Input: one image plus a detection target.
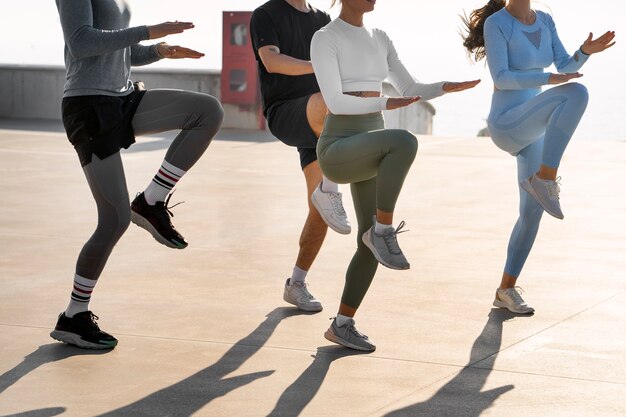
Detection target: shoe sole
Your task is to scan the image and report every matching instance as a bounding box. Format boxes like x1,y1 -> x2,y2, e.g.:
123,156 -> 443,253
492,299 -> 535,314
50,330 -> 117,350
130,211 -> 188,249
310,191 -> 351,235
362,231 -> 410,270
324,329 -> 376,352
520,179 -> 564,220
283,293 -> 323,312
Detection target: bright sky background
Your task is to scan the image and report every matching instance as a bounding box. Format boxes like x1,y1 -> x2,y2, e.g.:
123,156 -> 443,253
2,0 -> 625,138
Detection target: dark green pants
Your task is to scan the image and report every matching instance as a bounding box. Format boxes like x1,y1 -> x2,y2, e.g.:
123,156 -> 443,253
317,113 -> 418,309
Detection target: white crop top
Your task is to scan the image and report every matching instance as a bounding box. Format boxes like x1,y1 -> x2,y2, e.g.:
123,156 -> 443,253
310,18 -> 446,115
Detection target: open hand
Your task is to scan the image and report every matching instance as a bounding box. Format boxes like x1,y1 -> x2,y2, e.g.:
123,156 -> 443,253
581,31 -> 616,55
157,43 -> 204,59
386,96 -> 421,110
442,79 -> 481,93
147,21 -> 195,40
548,72 -> 583,85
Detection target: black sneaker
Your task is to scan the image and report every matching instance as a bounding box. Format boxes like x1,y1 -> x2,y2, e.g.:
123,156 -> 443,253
130,192 -> 188,249
50,311 -> 118,349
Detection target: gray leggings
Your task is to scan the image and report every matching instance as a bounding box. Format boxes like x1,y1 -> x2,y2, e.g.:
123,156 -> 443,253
317,113 -> 418,309
76,89 -> 224,279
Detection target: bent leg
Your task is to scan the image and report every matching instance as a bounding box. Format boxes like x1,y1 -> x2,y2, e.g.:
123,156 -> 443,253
306,92 -> 327,138
320,129 -> 418,213
491,83 -> 588,170
132,89 -> 224,171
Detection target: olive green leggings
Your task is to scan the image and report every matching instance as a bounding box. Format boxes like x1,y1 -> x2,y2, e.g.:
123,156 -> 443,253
317,113 -> 418,309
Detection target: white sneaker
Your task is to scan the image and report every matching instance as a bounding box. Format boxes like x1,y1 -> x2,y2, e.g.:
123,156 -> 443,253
324,317 -> 376,352
493,287 -> 535,314
521,174 -> 564,219
283,279 -> 323,312
362,218 -> 410,270
311,184 -> 351,235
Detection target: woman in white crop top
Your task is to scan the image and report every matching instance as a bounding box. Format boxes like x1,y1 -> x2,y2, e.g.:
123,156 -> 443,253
310,0 -> 480,352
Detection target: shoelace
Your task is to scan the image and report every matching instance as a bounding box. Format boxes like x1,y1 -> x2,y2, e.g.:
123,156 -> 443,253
330,317 -> 367,339
505,286 -> 527,305
295,282 -> 315,300
347,324 -> 368,339
382,221 -> 408,255
545,177 -> 561,201
328,192 -> 347,217
85,311 -> 102,330
157,191 -> 185,218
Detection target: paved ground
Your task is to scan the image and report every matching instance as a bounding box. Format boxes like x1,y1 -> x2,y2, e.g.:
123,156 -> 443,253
1,119 -> 625,417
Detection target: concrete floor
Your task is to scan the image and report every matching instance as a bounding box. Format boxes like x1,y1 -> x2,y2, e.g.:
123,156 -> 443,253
1,119 -> 625,417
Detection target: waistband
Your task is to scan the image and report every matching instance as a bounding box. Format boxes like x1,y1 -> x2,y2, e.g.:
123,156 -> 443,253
321,112 -> 385,138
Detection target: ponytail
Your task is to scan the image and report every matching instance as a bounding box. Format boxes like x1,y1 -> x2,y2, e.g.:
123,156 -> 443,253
462,0 -> 506,62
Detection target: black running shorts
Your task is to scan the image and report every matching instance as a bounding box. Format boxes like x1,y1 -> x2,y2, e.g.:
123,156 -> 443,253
61,85 -> 146,167
267,94 -> 318,169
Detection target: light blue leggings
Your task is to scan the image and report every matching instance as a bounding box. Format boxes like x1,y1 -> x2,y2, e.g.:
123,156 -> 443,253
487,83 -> 589,276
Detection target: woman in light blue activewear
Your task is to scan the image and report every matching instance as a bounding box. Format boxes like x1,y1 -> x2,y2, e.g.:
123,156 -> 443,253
463,0 -> 615,313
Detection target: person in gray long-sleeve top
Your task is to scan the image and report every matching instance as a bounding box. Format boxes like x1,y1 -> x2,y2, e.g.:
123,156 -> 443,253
50,0 -> 224,349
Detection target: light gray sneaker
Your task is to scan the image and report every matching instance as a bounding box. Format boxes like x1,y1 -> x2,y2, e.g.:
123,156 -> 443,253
311,184 -> 351,235
520,174 -> 564,219
324,317 -> 376,352
283,279 -> 323,312
493,287 -> 535,314
362,217 -> 410,270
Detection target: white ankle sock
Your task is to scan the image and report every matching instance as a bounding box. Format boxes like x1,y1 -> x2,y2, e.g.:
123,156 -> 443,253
289,266 -> 308,285
320,175 -> 339,193
65,274 -> 98,318
375,219 -> 393,235
336,314 -> 353,327
144,160 -> 186,205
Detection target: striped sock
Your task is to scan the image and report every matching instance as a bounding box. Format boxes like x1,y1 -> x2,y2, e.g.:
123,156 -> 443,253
65,274 -> 97,318
144,160 -> 186,205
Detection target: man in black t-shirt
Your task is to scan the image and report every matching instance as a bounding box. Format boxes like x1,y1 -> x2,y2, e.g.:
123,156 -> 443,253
250,0 -> 350,312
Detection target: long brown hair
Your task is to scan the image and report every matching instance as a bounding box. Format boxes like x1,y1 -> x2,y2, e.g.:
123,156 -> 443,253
461,0 -> 506,62
330,0 -> 340,7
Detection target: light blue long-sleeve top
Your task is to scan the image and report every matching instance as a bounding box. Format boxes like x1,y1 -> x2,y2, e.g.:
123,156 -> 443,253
484,8 -> 588,91
56,0 -> 162,97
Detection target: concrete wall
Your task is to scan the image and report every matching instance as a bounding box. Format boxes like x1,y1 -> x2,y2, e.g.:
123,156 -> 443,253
0,65 -> 434,133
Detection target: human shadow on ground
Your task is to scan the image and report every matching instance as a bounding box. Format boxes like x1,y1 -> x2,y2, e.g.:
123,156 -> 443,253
0,407 -> 66,417
0,343 -> 111,395
384,308 -> 519,417
266,345 -> 369,417
97,307 -> 305,417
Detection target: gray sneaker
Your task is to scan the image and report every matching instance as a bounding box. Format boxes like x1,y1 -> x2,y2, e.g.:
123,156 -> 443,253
311,184 -> 351,235
362,217 -> 410,270
283,279 -> 323,312
324,317 -> 376,352
493,287 -> 535,314
521,174 -> 564,219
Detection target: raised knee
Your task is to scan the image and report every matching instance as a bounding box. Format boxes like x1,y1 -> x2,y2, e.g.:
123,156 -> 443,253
391,130 -> 418,155
565,82 -> 589,103
201,95 -> 225,126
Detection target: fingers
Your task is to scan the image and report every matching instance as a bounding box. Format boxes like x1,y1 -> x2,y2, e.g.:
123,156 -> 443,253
148,21 -> 196,39
161,45 -> 205,59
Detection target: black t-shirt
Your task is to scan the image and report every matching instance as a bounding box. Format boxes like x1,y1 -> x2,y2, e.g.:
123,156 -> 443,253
250,0 -> 331,116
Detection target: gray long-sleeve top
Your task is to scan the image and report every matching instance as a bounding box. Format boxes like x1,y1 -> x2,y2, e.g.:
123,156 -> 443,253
56,0 -> 162,97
